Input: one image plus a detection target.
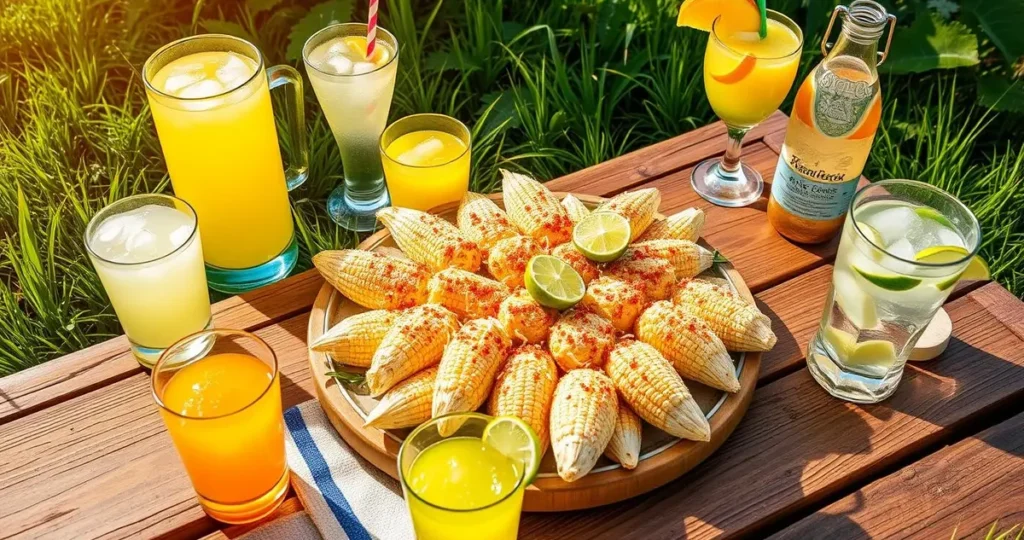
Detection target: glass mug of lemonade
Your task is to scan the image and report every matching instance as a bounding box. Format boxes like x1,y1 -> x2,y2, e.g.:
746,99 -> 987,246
381,114 -> 471,211
143,34 -> 308,293
153,329 -> 289,524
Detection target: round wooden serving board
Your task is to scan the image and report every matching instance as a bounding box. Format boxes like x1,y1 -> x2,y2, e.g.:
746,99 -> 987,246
307,193 -> 761,512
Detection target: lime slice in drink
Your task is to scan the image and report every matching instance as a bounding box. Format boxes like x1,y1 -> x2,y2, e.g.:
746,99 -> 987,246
917,245 -> 992,291
573,212 -> 631,262
914,207 -> 954,228
846,339 -> 897,368
525,255 -> 585,310
482,416 -> 542,485
852,265 -> 922,291
915,245 -> 969,264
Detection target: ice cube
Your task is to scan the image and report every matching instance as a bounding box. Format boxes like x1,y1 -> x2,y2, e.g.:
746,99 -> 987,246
935,226 -> 965,248
886,238 -> 915,261
864,205 -> 920,246
124,229 -> 158,256
833,269 -> 879,329
396,137 -> 445,166
169,223 -> 193,248
163,72 -> 203,94
215,53 -> 253,89
177,79 -> 225,99
351,61 -> 376,75
326,55 -> 354,75
327,38 -> 351,56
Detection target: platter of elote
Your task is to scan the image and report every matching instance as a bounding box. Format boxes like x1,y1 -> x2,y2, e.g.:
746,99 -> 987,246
306,170 -> 777,511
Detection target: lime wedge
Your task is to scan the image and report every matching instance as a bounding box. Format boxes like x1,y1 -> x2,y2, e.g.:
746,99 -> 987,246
915,245 -> 969,264
847,339 -> 897,368
914,207 -> 953,228
573,212 -> 631,262
482,416 -> 542,485
525,255 -> 585,309
936,255 -> 991,291
852,265 -> 922,291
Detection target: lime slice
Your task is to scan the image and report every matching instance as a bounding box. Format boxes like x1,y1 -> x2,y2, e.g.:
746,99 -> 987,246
914,207 -> 954,228
482,416 -> 542,485
935,256 -> 991,291
915,245 -> 969,264
846,339 -> 897,368
852,265 -> 922,291
524,255 -> 585,309
573,212 -> 631,262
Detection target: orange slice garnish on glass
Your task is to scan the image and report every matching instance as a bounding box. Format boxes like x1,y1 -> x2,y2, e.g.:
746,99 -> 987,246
677,0 -> 760,33
709,54 -> 757,84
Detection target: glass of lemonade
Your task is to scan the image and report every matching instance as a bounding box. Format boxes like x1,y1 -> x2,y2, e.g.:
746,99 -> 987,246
807,179 -> 982,403
85,194 -> 211,368
153,329 -> 288,524
303,23 -> 399,231
144,34 -> 307,294
381,113 -> 471,211
692,10 -> 803,207
399,413 -> 526,540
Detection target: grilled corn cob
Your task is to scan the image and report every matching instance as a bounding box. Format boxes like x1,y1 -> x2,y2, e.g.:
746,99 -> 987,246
635,301 -> 739,392
457,192 -> 518,251
366,304 -> 459,396
581,277 -> 646,333
550,369 -> 618,482
433,318 -> 511,435
309,309 -> 400,368
548,309 -> 617,371
500,169 -> 573,246
550,243 -> 600,285
377,207 -> 482,272
604,404 -> 642,469
605,339 -> 710,441
427,268 -> 510,319
486,235 -> 546,288
489,345 -> 559,452
624,239 -> 715,279
498,289 -> 557,344
673,279 -> 776,352
364,366 -> 436,429
594,188 -> 661,241
637,207 -> 706,243
561,194 -> 591,224
604,256 -> 676,301
313,250 -> 430,310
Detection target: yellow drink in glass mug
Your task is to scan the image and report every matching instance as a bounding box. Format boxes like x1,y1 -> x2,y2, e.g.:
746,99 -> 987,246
144,35 -> 308,293
381,114 -> 471,212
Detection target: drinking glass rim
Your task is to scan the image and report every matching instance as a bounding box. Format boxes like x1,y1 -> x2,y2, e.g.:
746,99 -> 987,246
302,23 -> 400,79
84,193 -> 199,267
151,329 -> 280,421
379,113 -> 472,169
850,179 -> 983,268
142,34 -> 266,102
710,9 -> 804,61
397,411 -> 527,513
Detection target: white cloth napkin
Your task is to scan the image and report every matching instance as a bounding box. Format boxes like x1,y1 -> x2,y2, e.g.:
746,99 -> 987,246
243,400 -> 415,540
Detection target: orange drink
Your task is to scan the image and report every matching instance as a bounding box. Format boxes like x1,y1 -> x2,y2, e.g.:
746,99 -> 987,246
152,330 -> 288,524
381,114 -> 471,211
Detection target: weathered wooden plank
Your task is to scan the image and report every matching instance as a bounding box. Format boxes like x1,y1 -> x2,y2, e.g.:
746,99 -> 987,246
518,283 -> 1024,539
771,412 -> 1024,540
0,270 -> 323,425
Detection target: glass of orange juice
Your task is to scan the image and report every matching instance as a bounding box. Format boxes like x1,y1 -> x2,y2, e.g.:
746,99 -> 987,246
380,113 -> 471,211
152,329 -> 289,524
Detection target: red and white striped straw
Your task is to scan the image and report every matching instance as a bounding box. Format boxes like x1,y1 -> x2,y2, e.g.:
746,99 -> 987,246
365,0 -> 378,58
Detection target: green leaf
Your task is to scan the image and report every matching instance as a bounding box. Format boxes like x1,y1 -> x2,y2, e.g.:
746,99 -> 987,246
286,0 -> 356,61
476,90 -> 520,134
881,12 -> 979,74
977,74 -> 1024,113
247,0 -> 284,16
962,0 -> 1024,65
200,20 -> 257,44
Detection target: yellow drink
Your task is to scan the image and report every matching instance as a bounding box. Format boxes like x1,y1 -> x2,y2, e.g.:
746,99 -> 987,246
405,437 -> 524,540
381,114 -> 471,211
704,18 -> 801,128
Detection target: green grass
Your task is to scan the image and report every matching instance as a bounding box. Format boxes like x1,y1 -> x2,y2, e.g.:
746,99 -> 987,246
1,0 -> 1022,375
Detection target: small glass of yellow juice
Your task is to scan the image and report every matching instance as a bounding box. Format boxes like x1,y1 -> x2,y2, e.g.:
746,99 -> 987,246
380,113 -> 471,212
398,413 -> 525,540
152,329 -> 289,524
85,194 -> 211,367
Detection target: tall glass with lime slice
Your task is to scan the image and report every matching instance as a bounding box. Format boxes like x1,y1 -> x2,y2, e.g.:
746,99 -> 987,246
807,179 -> 986,403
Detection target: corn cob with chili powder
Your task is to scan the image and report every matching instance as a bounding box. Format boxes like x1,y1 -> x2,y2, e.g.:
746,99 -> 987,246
604,256 -> 677,301
580,276 -> 646,333
366,304 -> 459,396
550,368 -> 618,482
623,239 -> 715,279
486,235 -> 546,288
673,279 -> 776,352
313,250 -> 430,310
498,289 -> 557,344
604,403 -> 642,469
364,366 -> 436,429
635,301 -> 739,392
309,309 -> 399,368
594,188 -> 661,241
427,267 -> 510,320
550,242 -> 600,285
548,309 -> 617,371
457,192 -> 517,251
489,345 -> 559,453
561,194 -> 591,224
637,207 -> 706,243
377,206 -> 482,272
433,318 -> 511,435
605,339 -> 710,442
500,169 -> 573,247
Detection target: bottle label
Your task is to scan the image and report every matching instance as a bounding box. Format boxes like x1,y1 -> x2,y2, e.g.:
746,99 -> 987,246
771,153 -> 860,220
813,67 -> 875,137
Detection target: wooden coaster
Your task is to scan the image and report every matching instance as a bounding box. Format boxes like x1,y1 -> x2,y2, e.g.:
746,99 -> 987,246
909,307 -> 952,361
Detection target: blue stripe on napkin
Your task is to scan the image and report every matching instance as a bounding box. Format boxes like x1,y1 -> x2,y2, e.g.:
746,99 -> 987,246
284,407 -> 373,540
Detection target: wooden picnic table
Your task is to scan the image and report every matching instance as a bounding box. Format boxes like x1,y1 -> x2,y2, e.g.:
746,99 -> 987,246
1,112 -> 1022,540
